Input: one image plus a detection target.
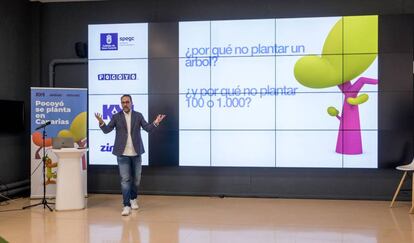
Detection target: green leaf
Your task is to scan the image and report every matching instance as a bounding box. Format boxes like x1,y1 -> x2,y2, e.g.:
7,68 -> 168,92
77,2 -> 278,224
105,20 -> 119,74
347,94 -> 369,105
295,16 -> 378,89
327,106 -> 339,116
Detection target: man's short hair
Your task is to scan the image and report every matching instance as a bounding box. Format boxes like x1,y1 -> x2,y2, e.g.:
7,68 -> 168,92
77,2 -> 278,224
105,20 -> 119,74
121,94 -> 132,102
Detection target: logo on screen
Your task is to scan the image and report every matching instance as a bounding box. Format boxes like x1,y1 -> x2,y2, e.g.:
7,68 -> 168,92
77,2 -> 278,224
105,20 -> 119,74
102,104 -> 135,119
100,33 -> 118,51
97,73 -> 137,81
102,104 -> 122,119
100,143 -> 114,152
120,36 -> 134,42
119,35 -> 135,47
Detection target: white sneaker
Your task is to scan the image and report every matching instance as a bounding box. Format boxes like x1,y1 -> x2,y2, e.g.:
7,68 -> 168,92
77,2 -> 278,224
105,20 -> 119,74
121,206 -> 131,216
130,199 -> 139,210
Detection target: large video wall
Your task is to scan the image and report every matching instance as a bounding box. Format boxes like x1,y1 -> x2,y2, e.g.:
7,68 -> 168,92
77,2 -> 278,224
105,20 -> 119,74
89,15 -> 378,168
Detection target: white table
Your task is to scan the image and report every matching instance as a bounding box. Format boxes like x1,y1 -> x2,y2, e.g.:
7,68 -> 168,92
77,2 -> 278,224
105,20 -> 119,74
52,148 -> 87,211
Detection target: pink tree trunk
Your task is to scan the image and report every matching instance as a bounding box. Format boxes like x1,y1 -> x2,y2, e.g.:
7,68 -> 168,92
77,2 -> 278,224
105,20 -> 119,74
335,77 -> 378,155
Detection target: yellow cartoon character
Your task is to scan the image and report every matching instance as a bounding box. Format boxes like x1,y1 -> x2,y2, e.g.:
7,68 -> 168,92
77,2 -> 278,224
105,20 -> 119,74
57,112 -> 88,170
44,155 -> 58,185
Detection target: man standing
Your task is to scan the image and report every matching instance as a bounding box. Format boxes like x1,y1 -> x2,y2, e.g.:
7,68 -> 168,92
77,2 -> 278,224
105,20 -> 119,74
95,94 -> 166,216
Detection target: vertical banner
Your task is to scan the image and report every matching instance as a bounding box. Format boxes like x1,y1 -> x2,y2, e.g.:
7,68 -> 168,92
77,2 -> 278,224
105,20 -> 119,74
30,87 -> 87,198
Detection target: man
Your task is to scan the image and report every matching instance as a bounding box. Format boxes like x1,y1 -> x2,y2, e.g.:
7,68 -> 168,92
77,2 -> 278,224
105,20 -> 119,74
94,94 -> 166,216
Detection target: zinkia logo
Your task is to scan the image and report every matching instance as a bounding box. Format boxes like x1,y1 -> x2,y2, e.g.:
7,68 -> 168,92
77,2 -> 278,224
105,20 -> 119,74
100,143 -> 114,152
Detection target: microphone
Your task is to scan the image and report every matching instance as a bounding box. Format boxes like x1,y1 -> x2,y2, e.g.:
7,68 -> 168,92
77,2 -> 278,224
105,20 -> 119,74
35,121 -> 51,130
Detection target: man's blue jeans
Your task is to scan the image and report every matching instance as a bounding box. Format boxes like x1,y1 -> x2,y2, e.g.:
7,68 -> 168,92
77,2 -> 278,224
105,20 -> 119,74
116,155 -> 142,207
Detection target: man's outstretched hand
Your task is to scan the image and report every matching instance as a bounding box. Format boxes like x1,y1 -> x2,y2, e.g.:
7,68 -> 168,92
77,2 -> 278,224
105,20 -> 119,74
94,113 -> 104,125
154,114 -> 166,126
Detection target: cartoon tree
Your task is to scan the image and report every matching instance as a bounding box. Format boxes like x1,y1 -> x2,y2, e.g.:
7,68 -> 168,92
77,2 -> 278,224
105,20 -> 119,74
294,16 -> 378,155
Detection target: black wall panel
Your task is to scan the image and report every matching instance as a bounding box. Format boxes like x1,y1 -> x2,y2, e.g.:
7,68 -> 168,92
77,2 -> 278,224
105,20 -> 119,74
0,0 -> 31,185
